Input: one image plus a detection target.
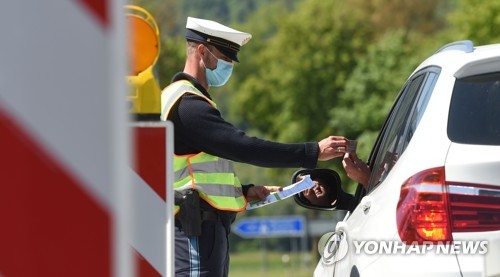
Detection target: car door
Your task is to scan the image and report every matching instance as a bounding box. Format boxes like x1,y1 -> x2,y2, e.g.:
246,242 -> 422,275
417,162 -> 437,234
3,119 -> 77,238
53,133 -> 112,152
315,68 -> 440,277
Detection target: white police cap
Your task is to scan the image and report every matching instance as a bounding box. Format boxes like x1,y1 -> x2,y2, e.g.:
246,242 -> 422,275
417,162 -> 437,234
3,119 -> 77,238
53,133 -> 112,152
185,17 -> 252,62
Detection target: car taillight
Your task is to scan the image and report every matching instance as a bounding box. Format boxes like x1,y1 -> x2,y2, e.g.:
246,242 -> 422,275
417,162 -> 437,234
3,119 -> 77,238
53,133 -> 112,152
396,167 -> 452,244
396,166 -> 500,244
448,182 -> 500,232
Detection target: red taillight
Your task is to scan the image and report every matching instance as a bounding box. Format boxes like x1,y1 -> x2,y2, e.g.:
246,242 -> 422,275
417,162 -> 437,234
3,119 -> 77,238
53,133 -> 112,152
396,167 -> 452,244
448,183 -> 500,232
397,166 -> 500,245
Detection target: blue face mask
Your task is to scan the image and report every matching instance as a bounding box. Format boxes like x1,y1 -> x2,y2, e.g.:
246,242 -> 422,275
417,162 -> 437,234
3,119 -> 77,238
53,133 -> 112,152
203,48 -> 234,87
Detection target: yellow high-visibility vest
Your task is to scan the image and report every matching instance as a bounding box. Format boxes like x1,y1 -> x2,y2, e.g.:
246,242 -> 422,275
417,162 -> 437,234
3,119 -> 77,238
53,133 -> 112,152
161,80 -> 247,214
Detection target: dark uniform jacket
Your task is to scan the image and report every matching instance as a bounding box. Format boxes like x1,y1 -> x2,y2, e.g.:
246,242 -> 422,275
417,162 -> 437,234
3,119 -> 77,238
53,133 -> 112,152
167,72 -> 319,219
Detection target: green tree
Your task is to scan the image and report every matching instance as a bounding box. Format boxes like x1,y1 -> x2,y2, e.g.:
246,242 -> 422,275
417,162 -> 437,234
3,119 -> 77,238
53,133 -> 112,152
232,0 -> 371,143
230,0 -> 449,191
349,0 -> 446,36
156,37 -> 185,89
447,0 -> 500,45
131,0 -> 182,37
328,30 -> 423,189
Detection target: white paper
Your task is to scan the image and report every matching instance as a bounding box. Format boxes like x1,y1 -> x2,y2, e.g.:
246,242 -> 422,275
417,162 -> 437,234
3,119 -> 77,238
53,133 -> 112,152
246,175 -> 315,210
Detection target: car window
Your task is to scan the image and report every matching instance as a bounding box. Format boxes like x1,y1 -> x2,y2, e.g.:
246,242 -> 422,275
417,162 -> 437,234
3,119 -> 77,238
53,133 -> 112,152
366,68 -> 439,192
400,70 -> 440,151
448,72 -> 500,145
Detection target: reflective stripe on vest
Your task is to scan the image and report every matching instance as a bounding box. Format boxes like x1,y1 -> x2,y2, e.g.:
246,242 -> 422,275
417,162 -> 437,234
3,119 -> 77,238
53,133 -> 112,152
161,80 -> 247,213
161,80 -> 216,121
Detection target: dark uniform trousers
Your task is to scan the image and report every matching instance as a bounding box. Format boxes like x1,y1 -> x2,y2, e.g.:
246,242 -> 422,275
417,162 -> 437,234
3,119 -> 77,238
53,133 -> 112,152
175,210 -> 236,277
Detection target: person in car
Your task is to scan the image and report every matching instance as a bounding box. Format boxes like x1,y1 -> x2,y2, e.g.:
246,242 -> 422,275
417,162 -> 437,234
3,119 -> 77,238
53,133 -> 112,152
342,153 -> 371,188
304,177 -> 336,207
343,151 -> 398,189
297,175 -> 337,207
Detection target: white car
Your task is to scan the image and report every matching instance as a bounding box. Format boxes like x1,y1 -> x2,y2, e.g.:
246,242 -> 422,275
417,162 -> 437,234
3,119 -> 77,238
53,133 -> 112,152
294,40 -> 500,277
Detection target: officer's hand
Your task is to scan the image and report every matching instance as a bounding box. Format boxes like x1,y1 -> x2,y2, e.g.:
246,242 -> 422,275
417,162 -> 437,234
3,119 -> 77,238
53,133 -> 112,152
246,186 -> 282,202
318,136 -> 349,161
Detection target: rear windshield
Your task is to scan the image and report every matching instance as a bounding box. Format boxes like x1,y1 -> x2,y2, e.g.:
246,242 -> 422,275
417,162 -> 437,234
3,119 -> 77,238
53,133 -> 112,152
448,72 -> 500,145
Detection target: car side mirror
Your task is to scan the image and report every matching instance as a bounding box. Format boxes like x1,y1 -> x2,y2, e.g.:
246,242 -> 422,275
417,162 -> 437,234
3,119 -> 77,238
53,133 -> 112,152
292,168 -> 354,211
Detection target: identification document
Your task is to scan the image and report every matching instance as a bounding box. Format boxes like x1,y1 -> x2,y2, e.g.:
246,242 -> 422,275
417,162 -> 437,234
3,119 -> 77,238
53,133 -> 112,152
246,175 -> 315,210
347,140 -> 357,153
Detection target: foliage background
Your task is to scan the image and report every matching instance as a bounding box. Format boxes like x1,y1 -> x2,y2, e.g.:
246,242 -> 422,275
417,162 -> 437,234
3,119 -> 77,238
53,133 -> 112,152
129,0 -> 500,255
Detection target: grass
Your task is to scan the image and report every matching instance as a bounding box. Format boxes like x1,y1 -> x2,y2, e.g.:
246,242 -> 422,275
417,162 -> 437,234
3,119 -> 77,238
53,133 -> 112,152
229,251 -> 315,277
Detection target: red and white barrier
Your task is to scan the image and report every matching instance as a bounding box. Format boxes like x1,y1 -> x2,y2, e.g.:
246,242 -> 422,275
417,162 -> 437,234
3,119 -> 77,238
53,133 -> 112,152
130,122 -> 174,277
0,1 -> 173,276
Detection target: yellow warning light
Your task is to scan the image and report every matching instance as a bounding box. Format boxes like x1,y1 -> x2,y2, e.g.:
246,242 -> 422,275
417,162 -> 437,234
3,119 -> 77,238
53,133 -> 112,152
125,5 -> 161,117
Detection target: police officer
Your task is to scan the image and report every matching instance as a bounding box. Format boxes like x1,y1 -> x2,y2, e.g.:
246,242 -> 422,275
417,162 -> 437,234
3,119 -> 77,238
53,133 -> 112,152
161,17 -> 350,277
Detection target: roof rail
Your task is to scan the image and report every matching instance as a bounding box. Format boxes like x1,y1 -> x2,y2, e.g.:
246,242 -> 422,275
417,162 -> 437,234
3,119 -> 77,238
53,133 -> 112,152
434,40 -> 474,54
